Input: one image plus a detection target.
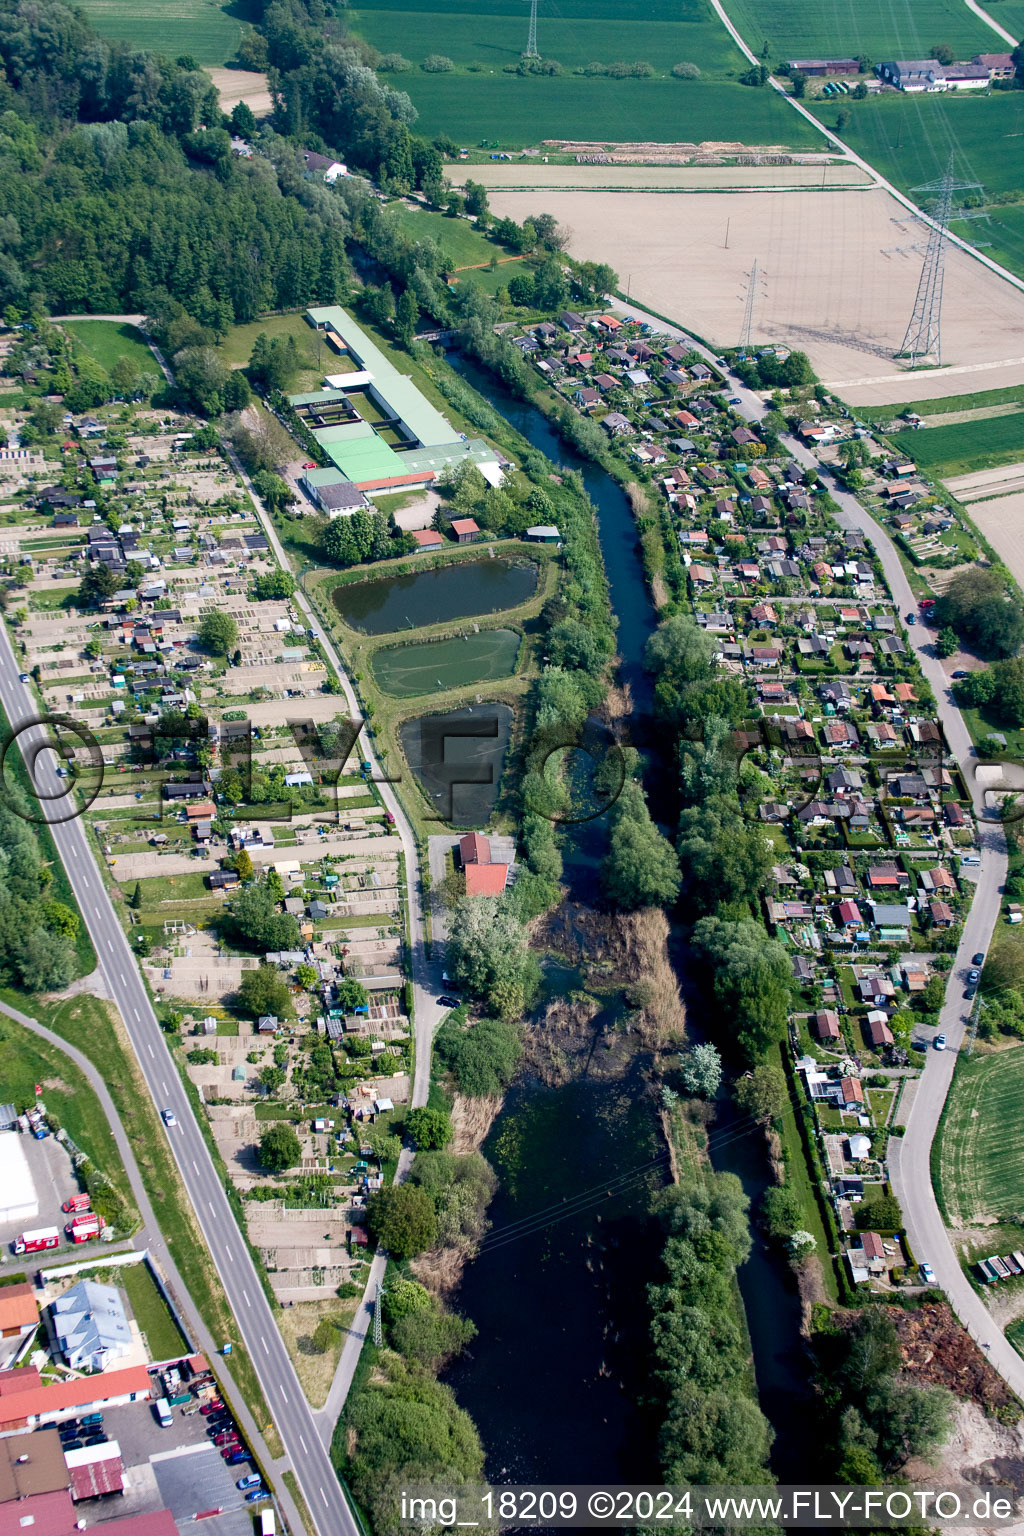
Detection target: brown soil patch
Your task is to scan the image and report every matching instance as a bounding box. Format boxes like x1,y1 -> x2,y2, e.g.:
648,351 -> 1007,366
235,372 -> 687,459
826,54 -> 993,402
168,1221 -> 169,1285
541,139 -> 809,162
449,1092 -> 503,1155
206,67 -> 272,117
888,1302 -> 1019,1418
905,1398 -> 1024,1497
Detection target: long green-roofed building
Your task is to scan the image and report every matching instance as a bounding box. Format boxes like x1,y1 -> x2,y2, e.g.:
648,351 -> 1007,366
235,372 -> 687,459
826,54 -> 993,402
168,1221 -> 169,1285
292,307 -> 507,506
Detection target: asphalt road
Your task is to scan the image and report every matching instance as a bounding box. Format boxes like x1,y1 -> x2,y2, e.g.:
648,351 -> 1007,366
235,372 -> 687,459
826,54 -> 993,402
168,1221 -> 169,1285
0,620 -> 356,1536
609,292 -> 1024,1393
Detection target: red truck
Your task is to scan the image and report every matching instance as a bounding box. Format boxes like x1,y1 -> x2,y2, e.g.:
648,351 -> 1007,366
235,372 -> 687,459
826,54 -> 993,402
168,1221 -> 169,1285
61,1194 -> 91,1215
13,1227 -> 60,1255
66,1214 -> 100,1243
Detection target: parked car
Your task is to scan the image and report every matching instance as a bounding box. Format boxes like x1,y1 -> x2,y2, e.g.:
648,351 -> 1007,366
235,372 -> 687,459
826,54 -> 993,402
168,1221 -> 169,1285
437,995 -> 459,1008
214,1431 -> 238,1446
246,1489 -> 268,1504
61,1440 -> 83,1451
964,986 -> 977,1001
906,611 -> 916,624
920,1262 -> 936,1284
84,1434 -> 108,1446
951,669 -> 968,679
968,969 -> 980,983
934,1034 -> 946,1051
225,1450 -> 247,1464
200,1400 -> 223,1416
238,1474 -> 262,1491
972,952 -> 985,966
729,395 -> 742,405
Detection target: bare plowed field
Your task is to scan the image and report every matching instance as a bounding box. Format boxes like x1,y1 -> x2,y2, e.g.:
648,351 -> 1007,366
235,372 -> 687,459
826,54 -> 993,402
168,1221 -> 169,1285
483,185 -> 1024,401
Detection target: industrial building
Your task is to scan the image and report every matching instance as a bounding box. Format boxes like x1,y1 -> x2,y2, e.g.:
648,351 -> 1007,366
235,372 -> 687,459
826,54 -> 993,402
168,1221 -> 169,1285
0,1132 -> 39,1225
293,307 -> 507,504
52,1279 -> 133,1372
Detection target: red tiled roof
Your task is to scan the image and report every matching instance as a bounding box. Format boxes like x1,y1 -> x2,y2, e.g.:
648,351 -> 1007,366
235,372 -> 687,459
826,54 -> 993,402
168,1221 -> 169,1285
0,1366 -> 41,1395
861,1231 -> 884,1260
459,832 -> 490,866
0,1489 -> 78,1536
0,1285 -> 38,1333
465,863 -> 509,898
410,529 -> 442,548
0,1366 -> 151,1428
450,518 -> 479,535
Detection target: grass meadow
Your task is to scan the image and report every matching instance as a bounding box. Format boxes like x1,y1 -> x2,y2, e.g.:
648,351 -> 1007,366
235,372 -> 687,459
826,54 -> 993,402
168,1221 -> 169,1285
77,0 -> 247,63
888,413 -> 1024,477
65,320 -> 157,377
863,384 -> 1024,421
936,1043 -> 1024,1228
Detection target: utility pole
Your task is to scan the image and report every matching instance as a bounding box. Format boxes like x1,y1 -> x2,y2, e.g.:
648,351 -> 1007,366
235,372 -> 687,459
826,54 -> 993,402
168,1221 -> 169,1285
524,0 -> 539,58
724,217 -> 731,249
898,154 -> 983,368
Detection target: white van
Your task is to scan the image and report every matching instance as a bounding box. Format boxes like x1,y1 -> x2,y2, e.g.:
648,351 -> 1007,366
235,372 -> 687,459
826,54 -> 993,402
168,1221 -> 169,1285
154,1398 -> 173,1428
260,1512 -> 276,1536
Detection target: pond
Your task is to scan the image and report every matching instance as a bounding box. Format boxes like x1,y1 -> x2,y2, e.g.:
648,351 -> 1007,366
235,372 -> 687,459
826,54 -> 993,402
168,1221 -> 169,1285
331,556 -> 538,635
399,702 -> 513,826
372,628 -> 520,698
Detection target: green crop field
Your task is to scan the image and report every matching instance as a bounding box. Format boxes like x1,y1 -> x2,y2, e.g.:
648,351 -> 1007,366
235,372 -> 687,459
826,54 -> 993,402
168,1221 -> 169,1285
863,383 -> 1024,422
65,320 -> 157,378
936,1044 -> 1024,1227
354,0 -> 741,74
384,71 -> 821,147
888,413 -> 1024,477
372,628 -> 521,695
719,0 -> 994,64
76,0 -> 245,64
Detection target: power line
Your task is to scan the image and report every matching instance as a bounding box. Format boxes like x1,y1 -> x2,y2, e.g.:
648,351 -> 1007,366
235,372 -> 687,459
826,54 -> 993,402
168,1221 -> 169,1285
898,153 -> 984,367
739,258 -> 766,351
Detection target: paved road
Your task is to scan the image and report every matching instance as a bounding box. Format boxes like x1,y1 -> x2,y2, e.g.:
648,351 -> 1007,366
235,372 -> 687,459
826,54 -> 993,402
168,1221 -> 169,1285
607,292 -> 1024,1393
0,998 -> 304,1534
0,623 -> 357,1536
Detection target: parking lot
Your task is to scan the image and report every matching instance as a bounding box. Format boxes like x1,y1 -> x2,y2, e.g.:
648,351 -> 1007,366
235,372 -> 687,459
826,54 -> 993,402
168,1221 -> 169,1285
82,1391 -> 266,1535
0,1130 -> 81,1260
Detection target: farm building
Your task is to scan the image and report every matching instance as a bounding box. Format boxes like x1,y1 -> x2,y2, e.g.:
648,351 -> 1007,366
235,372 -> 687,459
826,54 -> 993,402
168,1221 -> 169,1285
786,58 -> 859,75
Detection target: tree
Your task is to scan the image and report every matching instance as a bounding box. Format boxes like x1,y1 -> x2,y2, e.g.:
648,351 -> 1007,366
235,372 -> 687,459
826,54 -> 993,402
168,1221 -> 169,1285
671,61 -> 700,77
463,179 -> 488,217
230,101 -> 256,137
405,1106 -> 453,1150
759,1183 -> 802,1239
677,800 -> 774,911
423,53 -> 453,71
603,781 -> 681,910
295,962 -> 319,990
366,1184 -> 438,1257
929,41 -> 955,64
258,1064 -> 285,1094
936,627 -> 959,658
868,1377 -> 954,1470
258,1121 -> 301,1171
173,345 -> 230,415
15,927 -> 75,991
248,331 -> 301,392
855,1192 -> 902,1231
337,977 -> 369,1011
238,962 -> 292,1018
311,1317 -> 339,1353
391,1296 -> 476,1370
129,882 -> 143,910
789,69 -> 807,96
394,287 -> 418,349
198,610 -> 238,655
229,884 -> 300,953
381,1275 -> 432,1324
677,1042 -> 722,1098
934,566 -> 1024,659
433,1015 -> 522,1096
77,563 -> 118,609
446,898 -> 540,1019
251,469 -> 293,515
734,1062 -> 788,1125
232,849 -> 254,881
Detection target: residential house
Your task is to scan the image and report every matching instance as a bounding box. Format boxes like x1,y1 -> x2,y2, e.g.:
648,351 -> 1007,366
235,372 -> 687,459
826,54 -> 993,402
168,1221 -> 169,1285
839,1077 -> 865,1111
52,1281 -> 132,1372
602,412 -> 633,436
867,1013 -> 894,1047
871,903 -> 911,935
974,52 -> 1015,78
929,900 -> 955,927
450,518 -> 480,543
814,1009 -> 842,1042
837,899 -> 863,928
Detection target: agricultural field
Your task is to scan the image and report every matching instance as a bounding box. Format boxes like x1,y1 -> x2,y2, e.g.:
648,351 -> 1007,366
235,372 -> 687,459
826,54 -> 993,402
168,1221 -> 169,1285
936,1044 -> 1024,1228
353,0 -> 742,75
64,320 -> 157,378
720,0 -> 995,65
369,70 -> 821,148
840,93 -> 1024,280
76,0 -> 246,64
888,413 -> 1024,477
484,182 -> 1024,397
862,383 -> 1024,423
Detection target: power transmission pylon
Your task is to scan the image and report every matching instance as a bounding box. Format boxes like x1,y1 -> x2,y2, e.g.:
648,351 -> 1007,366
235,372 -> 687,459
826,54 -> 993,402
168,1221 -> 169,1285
524,0 -> 539,58
373,1281 -> 384,1348
739,259 -> 765,351
897,154 -> 984,368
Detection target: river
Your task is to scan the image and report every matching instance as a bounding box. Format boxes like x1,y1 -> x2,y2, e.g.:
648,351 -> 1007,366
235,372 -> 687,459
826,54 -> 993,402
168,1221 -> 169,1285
443,355 -> 810,1484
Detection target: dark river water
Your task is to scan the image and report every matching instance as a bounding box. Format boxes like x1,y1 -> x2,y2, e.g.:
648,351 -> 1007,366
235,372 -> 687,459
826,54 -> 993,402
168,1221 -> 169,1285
441,355 -> 809,1485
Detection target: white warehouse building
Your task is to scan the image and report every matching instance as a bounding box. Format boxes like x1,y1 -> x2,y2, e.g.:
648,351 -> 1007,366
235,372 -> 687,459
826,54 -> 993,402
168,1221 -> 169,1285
0,1131 -> 39,1225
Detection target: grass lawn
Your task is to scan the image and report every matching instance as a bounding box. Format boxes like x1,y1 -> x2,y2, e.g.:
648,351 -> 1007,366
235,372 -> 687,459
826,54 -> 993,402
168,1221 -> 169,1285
0,1008 -> 138,1223
119,1260 -> 187,1361
936,1043 -> 1024,1227
957,703 -> 1024,755
385,203 -> 516,270
863,383 -> 1024,423
216,311 -> 327,393
130,872 -> 219,904
719,0 -> 993,64
385,71 -> 822,148
1008,1314 -> 1024,1361
75,0 -> 246,64
778,1098 -> 838,1300
64,320 -> 156,378
888,415 -> 1024,479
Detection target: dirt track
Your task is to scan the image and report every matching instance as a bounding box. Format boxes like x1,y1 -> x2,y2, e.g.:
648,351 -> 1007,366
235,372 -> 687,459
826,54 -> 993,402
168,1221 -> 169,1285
449,162 -> 870,191
483,184 -> 1024,404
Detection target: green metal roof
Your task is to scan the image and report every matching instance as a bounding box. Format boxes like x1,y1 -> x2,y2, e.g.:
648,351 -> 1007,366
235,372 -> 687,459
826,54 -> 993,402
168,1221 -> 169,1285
289,388 -> 350,408
302,306 -> 461,449
323,434 -> 406,482
315,419 -> 376,445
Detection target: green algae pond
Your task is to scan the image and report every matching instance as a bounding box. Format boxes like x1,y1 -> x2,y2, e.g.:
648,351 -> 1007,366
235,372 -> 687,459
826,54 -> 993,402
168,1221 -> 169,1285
372,628 -> 521,697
